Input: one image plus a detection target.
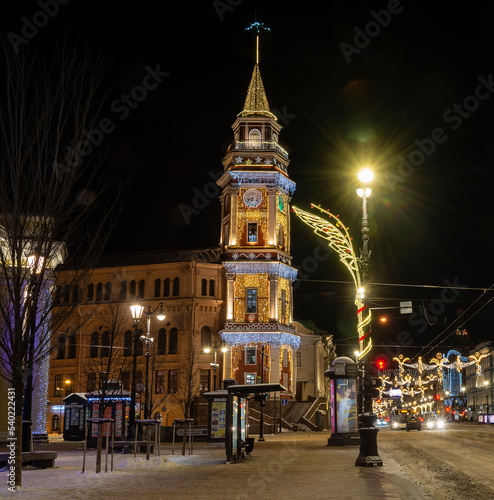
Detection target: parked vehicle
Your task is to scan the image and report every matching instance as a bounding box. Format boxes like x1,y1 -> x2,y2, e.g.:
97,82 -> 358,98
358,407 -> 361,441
406,415 -> 422,431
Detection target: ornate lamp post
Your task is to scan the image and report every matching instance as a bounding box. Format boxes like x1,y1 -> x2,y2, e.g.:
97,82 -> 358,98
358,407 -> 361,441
128,303 -> 144,439
203,340 -> 227,391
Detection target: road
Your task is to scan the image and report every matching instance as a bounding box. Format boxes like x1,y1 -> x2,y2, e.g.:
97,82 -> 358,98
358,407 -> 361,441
379,422 -> 494,500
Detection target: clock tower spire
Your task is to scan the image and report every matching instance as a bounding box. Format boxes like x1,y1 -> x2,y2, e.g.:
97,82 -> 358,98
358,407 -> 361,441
217,23 -> 299,394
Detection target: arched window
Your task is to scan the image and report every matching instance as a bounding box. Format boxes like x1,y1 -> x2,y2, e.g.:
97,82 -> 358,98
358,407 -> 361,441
163,278 -> 170,297
90,332 -> 98,358
67,334 -> 77,359
157,328 -> 166,355
249,128 -> 261,147
96,282 -> 103,301
172,277 -> 180,296
129,280 -> 136,299
123,330 -> 133,356
169,328 -> 178,354
57,335 -> 66,359
135,330 -> 143,356
87,283 -> 94,302
154,279 -> 161,298
209,279 -> 215,297
273,132 -> 278,143
72,285 -> 79,303
101,331 -> 110,357
201,326 -> 211,348
138,280 -> 145,298
104,282 -> 112,301
120,281 -> 127,300
201,279 -> 207,296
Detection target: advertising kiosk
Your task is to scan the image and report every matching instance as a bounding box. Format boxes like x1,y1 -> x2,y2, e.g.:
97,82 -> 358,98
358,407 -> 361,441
325,356 -> 359,446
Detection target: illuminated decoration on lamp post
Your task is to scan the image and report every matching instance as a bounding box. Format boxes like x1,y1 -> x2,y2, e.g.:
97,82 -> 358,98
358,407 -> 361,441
204,341 -> 228,391
292,203 -> 372,359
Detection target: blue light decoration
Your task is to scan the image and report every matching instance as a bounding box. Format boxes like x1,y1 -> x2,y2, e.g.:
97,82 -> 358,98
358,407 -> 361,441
223,261 -> 298,282
221,332 -> 301,350
228,171 -> 296,195
442,350 -> 468,396
32,285 -> 52,434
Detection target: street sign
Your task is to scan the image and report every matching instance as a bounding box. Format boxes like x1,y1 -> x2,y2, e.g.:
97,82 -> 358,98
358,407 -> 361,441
281,398 -> 288,406
400,301 -> 413,314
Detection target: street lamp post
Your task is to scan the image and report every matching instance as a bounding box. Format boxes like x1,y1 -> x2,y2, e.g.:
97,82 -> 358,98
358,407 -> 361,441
128,304 -> 144,440
140,303 -> 165,419
58,378 -> 71,435
204,340 -> 227,391
484,381 -> 489,416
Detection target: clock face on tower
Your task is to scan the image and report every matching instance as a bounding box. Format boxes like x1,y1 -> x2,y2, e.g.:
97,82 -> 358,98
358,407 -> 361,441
243,189 -> 262,207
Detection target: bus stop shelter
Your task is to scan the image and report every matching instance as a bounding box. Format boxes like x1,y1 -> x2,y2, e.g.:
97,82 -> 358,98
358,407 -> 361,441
226,383 -> 286,463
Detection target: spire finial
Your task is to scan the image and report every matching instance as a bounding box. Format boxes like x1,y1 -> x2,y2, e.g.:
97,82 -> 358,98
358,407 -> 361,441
245,20 -> 271,65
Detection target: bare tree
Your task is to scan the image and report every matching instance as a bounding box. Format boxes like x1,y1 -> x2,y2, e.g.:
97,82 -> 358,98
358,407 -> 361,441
169,333 -> 202,420
0,40 -> 121,487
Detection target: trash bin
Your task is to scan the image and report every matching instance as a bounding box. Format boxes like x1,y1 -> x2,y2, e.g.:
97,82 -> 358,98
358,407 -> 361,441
315,410 -> 326,430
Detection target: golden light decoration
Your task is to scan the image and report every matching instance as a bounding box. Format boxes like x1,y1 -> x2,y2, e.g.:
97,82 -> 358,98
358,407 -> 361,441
468,351 -> 488,376
234,274 -> 270,322
237,187 -> 268,244
430,353 -> 448,384
292,204 -> 372,358
393,354 -> 411,380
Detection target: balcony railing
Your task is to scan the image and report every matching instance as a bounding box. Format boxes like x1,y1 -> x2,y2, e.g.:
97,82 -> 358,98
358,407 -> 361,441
231,140 -> 289,159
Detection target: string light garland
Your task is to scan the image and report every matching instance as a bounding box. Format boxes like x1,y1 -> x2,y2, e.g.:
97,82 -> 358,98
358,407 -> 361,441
292,204 -> 372,358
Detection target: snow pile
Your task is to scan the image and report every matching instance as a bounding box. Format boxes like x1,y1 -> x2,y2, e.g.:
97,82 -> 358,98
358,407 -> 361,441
117,456 -> 174,469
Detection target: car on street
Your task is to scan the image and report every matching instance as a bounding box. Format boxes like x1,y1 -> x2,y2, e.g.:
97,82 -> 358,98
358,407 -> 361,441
406,415 -> 422,431
425,417 -> 446,430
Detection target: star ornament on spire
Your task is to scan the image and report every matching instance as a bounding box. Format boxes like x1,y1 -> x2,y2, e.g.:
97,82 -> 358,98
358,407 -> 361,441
245,21 -> 271,37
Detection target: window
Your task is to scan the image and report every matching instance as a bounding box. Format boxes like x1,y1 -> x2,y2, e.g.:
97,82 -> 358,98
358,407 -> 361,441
121,371 -> 130,391
124,330 -> 132,356
120,281 -> 127,300
224,223 -> 229,247
65,375 -> 74,395
87,283 -> 94,302
54,374 -> 63,397
201,279 -> 207,296
168,370 -> 178,394
52,415 -> 60,432
87,373 -> 97,392
283,349 -> 288,367
200,370 -> 210,394
296,351 -> 302,368
172,277 -> 180,296
67,335 -> 76,359
72,285 -> 79,303
247,222 -> 258,243
138,279 -> 145,298
209,279 -> 215,297
135,330 -> 143,356
281,289 -> 286,322
154,279 -> 161,298
249,128 -> 261,147
246,288 -> 257,314
63,286 -> 70,303
90,332 -> 98,358
57,335 -> 65,359
129,280 -> 136,299
156,370 -> 165,394
101,331 -> 110,357
201,326 -> 211,348
245,373 -> 256,385
104,282 -> 112,301
163,278 -> 170,297
54,286 -> 62,304
157,328 -> 166,355
278,224 -> 284,247
245,347 -> 256,365
169,328 -> 178,354
96,282 -> 103,301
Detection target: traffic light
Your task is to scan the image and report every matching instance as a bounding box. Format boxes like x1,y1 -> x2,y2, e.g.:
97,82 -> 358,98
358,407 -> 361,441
376,358 -> 386,371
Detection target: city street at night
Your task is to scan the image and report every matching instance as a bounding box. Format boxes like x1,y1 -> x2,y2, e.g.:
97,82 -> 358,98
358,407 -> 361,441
2,424 -> 494,499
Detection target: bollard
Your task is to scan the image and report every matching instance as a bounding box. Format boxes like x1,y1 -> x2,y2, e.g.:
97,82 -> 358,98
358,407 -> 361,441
355,413 -> 383,466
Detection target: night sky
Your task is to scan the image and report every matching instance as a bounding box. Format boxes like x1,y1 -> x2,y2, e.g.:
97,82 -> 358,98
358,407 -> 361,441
3,1 -> 494,359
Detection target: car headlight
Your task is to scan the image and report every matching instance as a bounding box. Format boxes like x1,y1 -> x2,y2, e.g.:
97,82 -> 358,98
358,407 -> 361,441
426,421 -> 434,429
392,422 -> 399,428
436,420 -> 445,429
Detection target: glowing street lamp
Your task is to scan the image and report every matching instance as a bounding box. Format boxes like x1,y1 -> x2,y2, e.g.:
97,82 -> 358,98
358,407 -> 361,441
204,341 -> 228,391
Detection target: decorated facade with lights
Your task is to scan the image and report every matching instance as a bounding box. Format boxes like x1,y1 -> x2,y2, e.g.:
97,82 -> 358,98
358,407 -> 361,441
216,51 -> 299,393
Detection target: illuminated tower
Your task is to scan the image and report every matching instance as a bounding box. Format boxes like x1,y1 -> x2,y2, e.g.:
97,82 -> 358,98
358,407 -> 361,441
217,24 -> 299,393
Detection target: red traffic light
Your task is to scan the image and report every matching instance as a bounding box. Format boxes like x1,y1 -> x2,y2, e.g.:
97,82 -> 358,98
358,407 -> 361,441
376,358 -> 386,370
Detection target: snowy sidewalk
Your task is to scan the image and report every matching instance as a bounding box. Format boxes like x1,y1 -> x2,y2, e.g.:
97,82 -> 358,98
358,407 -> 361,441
1,431 -> 427,500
